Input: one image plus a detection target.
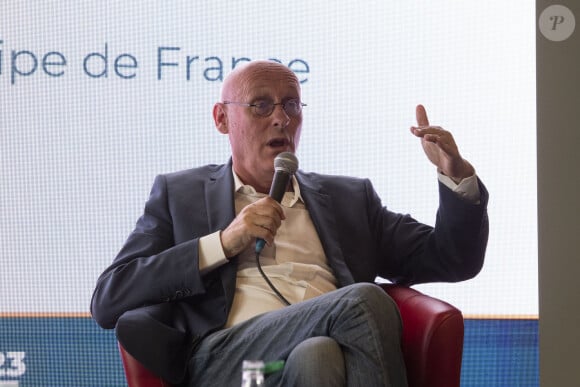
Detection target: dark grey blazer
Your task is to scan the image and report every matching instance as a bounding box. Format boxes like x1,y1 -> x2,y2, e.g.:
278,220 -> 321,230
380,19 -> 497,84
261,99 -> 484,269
91,159 -> 489,383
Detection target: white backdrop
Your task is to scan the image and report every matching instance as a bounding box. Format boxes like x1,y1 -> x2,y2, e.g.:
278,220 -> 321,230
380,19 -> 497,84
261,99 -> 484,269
0,1 -> 537,316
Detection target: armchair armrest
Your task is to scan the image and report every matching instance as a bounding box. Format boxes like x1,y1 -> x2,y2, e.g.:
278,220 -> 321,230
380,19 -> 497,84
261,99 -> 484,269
379,283 -> 464,387
119,341 -> 173,387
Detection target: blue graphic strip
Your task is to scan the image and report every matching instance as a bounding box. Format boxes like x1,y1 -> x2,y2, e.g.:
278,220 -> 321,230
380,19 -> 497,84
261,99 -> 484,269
0,317 -> 538,386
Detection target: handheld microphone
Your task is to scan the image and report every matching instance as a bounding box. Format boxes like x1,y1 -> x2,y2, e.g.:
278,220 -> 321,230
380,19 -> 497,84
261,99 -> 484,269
255,152 -> 299,253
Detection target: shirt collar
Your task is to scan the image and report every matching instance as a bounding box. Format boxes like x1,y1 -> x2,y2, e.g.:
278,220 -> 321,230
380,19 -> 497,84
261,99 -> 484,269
232,169 -> 303,207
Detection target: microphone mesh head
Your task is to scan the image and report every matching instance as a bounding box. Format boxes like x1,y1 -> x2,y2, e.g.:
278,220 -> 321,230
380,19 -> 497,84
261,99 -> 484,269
274,152 -> 299,174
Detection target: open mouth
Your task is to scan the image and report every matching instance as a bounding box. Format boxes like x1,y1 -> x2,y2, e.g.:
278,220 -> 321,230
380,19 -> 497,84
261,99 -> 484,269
267,138 -> 289,148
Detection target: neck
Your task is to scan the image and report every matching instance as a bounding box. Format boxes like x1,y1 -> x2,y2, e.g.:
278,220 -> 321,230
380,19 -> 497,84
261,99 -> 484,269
233,169 -> 271,194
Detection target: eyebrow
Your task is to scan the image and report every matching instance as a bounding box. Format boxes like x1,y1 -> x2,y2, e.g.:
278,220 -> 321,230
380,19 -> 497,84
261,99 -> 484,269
248,95 -> 301,103
248,95 -> 272,102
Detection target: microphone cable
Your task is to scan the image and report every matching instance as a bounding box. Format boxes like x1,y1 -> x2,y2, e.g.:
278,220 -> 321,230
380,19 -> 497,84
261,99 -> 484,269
255,250 -> 291,306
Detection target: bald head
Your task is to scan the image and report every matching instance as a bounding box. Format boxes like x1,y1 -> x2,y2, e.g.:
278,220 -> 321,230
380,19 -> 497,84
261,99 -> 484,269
220,60 -> 301,102
212,59 -> 304,194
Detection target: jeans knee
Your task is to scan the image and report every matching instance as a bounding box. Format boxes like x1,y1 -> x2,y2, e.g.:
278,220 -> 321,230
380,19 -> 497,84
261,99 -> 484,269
284,337 -> 345,386
345,283 -> 401,328
349,283 -> 396,308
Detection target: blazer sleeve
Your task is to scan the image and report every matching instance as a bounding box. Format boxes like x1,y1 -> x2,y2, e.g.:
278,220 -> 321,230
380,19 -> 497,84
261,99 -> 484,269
90,174 -> 207,329
375,178 -> 489,285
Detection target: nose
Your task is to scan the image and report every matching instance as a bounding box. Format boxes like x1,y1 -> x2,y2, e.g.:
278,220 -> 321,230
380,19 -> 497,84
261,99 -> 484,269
272,104 -> 291,129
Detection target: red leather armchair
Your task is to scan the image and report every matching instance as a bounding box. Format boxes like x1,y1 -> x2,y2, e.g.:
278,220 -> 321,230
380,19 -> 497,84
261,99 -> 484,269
118,284 -> 464,387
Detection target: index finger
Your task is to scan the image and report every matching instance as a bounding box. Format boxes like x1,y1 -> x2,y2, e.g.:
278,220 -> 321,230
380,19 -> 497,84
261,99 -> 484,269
416,104 -> 430,127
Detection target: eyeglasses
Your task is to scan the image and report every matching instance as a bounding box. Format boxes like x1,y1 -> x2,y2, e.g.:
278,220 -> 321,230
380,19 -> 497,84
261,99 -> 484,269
222,99 -> 306,117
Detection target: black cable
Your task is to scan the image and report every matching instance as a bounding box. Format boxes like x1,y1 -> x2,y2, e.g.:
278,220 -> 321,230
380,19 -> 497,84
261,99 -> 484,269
255,251 -> 291,306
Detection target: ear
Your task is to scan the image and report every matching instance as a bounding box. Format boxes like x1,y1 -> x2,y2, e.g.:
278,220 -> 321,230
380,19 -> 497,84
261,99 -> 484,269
213,103 -> 228,134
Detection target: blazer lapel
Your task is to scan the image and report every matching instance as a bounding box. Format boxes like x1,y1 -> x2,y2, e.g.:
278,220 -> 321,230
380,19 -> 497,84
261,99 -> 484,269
205,161 -> 236,232
204,160 -> 238,304
297,171 -> 355,287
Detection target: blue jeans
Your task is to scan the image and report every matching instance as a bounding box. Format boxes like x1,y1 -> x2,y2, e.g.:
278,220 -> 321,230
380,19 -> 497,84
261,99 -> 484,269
187,283 -> 408,387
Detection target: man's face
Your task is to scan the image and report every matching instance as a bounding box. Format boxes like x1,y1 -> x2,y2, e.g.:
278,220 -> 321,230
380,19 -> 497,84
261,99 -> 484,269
215,62 -> 303,192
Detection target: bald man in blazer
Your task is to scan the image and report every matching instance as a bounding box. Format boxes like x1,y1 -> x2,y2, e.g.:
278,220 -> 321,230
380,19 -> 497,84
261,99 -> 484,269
91,60 -> 488,386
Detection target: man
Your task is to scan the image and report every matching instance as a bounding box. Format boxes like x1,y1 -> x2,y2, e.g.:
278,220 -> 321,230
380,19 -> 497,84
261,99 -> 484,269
91,60 -> 488,386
